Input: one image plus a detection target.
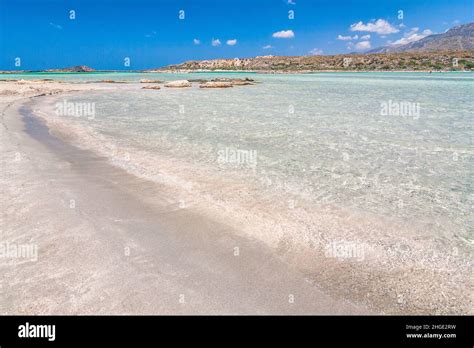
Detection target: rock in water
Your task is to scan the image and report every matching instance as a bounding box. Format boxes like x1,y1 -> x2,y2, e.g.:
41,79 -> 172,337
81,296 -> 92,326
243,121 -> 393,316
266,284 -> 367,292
210,77 -> 253,85
164,80 -> 191,88
200,81 -> 234,88
140,79 -> 163,83
229,79 -> 253,86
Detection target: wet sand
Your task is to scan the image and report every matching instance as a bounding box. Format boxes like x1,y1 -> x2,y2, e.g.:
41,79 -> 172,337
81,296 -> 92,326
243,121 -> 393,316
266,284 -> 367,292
0,85 -> 365,314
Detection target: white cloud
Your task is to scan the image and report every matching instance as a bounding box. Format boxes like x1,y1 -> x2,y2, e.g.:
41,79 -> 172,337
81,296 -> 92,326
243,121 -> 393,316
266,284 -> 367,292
211,38 -> 221,46
193,38 -> 201,45
262,45 -> 273,49
309,48 -> 323,55
49,22 -> 62,30
288,0 -> 296,4
390,28 -> 433,46
360,34 -> 371,40
226,39 -> 237,46
406,27 -> 419,36
337,34 -> 358,41
272,30 -> 295,39
350,19 -> 399,35
355,41 -> 371,51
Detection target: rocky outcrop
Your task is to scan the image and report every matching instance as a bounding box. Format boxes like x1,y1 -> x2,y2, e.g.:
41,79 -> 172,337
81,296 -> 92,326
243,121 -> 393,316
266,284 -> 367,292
200,81 -> 233,88
211,77 -> 254,85
139,79 -> 163,83
97,80 -> 129,83
142,85 -> 161,90
164,80 -> 191,88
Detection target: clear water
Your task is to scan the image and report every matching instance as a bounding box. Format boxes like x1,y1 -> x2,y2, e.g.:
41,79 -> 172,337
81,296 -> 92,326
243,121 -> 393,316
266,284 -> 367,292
37,72 -> 474,243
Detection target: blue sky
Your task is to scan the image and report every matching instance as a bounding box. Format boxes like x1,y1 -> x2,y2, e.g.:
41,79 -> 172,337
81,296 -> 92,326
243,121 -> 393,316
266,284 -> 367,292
0,0 -> 472,70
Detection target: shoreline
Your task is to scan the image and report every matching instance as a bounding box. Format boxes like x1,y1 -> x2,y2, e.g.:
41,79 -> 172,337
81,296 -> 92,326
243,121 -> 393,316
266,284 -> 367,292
1,80 -> 472,315
2,69 -> 473,75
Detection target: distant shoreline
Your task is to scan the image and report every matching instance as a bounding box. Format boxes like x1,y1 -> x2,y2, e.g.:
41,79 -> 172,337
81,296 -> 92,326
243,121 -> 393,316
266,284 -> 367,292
1,69 -> 473,75
2,50 -> 473,74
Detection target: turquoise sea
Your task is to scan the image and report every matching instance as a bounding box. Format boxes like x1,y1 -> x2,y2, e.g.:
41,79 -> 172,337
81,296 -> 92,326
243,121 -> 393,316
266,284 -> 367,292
16,71 -> 474,244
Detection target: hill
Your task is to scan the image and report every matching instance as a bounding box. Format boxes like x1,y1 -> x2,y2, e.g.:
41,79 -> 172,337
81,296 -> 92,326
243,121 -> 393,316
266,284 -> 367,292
154,51 -> 474,73
369,22 -> 474,53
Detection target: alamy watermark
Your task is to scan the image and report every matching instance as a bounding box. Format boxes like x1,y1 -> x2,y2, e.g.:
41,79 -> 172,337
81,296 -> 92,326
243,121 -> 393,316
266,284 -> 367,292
55,99 -> 95,119
217,147 -> 258,169
324,240 -> 364,261
18,322 -> 55,341
0,242 -> 38,262
380,100 -> 420,119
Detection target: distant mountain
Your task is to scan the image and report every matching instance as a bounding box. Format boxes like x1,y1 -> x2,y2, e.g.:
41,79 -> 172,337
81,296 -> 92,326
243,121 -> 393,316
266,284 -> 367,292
369,22 -> 474,53
45,65 -> 94,73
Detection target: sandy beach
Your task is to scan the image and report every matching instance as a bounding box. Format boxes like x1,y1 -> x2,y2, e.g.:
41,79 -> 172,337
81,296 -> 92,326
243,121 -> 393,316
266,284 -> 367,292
0,79 -> 472,315
0,80 -> 367,314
